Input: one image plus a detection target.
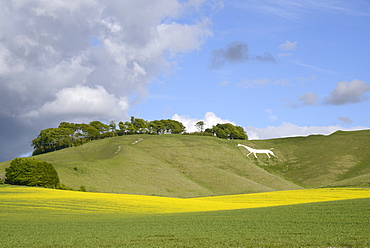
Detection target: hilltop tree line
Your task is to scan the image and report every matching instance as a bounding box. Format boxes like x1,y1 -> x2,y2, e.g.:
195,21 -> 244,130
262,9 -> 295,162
205,123 -> 247,140
32,117 -> 185,155
32,117 -> 248,155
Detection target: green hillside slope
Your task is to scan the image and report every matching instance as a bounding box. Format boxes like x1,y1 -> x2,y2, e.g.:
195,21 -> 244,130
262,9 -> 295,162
0,135 -> 300,197
1,130 -> 369,197
247,130 -> 370,188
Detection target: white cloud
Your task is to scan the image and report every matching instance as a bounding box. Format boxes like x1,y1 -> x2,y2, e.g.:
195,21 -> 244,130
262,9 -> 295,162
24,85 -> 129,122
156,20 -> 212,55
0,0 -> 214,161
0,0 -> 213,118
245,122 -> 369,140
279,40 -> 297,51
324,79 -> 370,105
172,112 -> 236,133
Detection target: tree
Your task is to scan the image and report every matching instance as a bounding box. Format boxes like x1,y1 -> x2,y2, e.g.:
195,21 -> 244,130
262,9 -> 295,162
30,117 -> 194,155
76,124 -> 100,141
124,121 -> 136,134
32,127 -> 75,155
130,116 -> 148,133
109,120 -> 117,136
148,119 -> 185,134
163,119 -> 185,134
195,121 -> 205,132
58,122 -> 77,130
118,121 -> 125,135
89,121 -> 109,135
205,123 -> 248,140
149,120 -> 165,134
5,158 -> 60,188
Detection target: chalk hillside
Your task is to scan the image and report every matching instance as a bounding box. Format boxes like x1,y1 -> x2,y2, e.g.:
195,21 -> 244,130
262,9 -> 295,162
1,130 -> 369,197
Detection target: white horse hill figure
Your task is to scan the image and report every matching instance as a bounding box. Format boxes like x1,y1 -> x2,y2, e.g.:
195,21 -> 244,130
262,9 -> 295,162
237,144 -> 278,159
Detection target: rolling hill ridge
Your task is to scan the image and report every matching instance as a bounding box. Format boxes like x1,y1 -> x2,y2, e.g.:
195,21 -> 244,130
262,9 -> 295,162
1,130 -> 369,197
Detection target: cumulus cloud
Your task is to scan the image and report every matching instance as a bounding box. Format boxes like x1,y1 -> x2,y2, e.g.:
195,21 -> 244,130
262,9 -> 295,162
209,41 -> 275,69
245,122 -> 368,140
172,112 -> 236,133
23,85 -> 129,122
324,79 -> 370,105
0,0 -> 215,161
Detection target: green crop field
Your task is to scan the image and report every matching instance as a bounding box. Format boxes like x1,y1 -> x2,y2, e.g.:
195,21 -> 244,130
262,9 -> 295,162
1,186 -> 370,247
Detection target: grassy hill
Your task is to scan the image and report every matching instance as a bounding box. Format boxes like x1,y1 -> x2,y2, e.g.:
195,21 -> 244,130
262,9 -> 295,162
1,130 -> 369,197
248,130 -> 370,188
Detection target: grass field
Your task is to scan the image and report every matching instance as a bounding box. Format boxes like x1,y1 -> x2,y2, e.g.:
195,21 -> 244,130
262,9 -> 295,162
2,131 -> 370,197
0,134 -> 302,197
1,186 -> 370,247
1,131 -> 369,246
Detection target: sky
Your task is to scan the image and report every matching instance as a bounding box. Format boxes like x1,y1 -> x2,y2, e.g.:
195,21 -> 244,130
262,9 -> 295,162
1,0 -> 370,162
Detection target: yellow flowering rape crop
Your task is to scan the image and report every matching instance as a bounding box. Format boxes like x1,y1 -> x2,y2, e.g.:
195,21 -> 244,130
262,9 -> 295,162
1,186 -> 370,215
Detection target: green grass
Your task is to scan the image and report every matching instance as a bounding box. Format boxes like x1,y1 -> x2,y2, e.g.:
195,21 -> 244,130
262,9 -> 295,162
249,130 -> 370,188
1,130 -> 370,196
0,135 -> 301,197
1,197 -> 369,247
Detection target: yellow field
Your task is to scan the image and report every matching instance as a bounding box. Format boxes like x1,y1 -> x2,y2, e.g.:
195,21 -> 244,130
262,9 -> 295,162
1,186 -> 370,215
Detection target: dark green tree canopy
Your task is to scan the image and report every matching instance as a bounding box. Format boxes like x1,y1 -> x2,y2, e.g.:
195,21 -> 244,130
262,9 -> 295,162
5,157 -> 60,188
89,121 -> 109,134
32,123 -> 101,155
130,116 -> 148,133
206,123 -> 248,140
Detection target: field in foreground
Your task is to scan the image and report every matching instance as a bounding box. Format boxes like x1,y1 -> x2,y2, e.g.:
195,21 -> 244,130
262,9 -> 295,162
1,186 -> 370,247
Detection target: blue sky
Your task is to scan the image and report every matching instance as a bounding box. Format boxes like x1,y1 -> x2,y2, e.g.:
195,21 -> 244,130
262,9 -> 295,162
1,0 -> 370,161
131,0 -> 370,136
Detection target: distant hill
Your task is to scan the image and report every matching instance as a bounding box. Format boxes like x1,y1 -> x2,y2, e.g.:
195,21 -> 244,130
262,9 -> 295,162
250,130 -> 370,189
1,130 -> 369,197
